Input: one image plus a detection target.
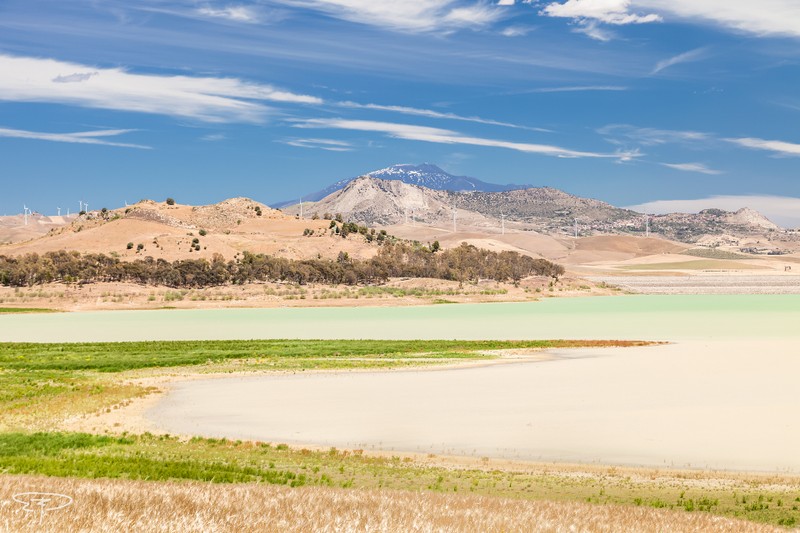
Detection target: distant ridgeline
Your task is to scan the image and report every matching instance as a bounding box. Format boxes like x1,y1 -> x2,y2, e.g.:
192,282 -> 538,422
0,244 -> 563,288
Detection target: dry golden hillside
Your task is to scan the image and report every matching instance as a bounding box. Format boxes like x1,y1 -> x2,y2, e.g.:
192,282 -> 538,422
0,199 -> 381,262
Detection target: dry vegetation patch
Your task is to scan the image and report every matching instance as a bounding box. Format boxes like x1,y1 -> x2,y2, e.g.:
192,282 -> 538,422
0,474 -> 783,533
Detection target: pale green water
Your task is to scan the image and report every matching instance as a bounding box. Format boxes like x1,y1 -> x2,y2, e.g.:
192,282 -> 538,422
1,295 -> 798,342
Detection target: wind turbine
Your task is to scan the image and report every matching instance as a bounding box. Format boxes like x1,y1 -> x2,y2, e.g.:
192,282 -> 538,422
23,204 -> 28,225
452,204 -> 457,233
645,215 -> 650,238
299,196 -> 303,219
500,213 -> 506,235
573,218 -> 579,250
57,207 -> 61,216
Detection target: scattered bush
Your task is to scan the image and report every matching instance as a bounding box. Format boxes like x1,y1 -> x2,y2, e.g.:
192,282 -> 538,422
166,198 -> 175,206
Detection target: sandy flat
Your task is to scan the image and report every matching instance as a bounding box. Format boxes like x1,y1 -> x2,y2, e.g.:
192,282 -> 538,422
147,339 -> 800,473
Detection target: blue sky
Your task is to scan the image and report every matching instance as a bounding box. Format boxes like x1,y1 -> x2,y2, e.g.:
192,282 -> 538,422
1,0 -> 799,225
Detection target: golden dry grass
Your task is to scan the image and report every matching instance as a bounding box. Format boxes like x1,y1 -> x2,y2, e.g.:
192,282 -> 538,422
0,475 -> 784,533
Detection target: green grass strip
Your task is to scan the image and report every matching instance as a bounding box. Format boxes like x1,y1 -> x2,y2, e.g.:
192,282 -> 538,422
0,307 -> 57,314
0,339 -> 641,372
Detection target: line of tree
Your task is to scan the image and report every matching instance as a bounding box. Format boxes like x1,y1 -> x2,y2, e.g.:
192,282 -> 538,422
0,243 -> 563,288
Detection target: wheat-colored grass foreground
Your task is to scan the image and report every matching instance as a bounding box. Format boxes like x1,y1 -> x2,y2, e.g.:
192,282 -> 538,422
0,475 -> 782,533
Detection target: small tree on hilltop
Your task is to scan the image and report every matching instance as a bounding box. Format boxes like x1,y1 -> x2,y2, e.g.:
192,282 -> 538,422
166,198 -> 175,205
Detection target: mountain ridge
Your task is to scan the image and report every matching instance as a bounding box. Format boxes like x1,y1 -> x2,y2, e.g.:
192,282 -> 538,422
271,163 -> 528,208
288,175 -> 787,245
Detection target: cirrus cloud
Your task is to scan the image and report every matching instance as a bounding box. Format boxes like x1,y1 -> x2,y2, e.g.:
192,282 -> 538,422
0,54 -> 321,124
660,162 -> 723,175
269,0 -> 503,32
0,127 -> 150,149
293,117 -> 635,159
725,137 -> 800,157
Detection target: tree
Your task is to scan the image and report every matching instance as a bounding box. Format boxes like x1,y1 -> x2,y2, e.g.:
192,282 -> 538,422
166,198 -> 175,205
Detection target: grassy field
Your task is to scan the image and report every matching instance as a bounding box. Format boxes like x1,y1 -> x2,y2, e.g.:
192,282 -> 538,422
619,259 -> 766,271
0,339 -> 643,372
0,338 -> 797,528
684,248 -> 755,260
0,432 -> 797,528
0,307 -> 57,314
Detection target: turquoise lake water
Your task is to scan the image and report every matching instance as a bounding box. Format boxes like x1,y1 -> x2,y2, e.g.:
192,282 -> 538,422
1,295 -> 798,342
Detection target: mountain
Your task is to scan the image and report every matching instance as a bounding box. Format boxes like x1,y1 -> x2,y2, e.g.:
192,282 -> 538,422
286,175 -> 496,228
271,163 -> 527,207
366,163 -> 526,192
288,176 -> 789,245
292,176 -> 634,229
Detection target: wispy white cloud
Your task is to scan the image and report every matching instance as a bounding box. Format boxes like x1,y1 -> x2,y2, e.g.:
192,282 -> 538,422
134,4 -> 287,25
539,1 -> 661,41
660,162 -> 723,174
541,0 -> 661,25
0,127 -> 150,149
543,1 -> 800,39
500,25 -> 534,37
633,1 -> 800,39
540,1 -> 800,39
497,0 -> 516,5
270,0 -> 503,32
282,138 -> 353,151
197,5 -> 260,23
528,85 -> 628,93
200,133 -> 227,142
599,124 -> 711,146
651,47 -> 708,74
627,195 -> 800,228
337,101 -> 547,131
572,20 -> 615,41
726,137 -> 800,157
0,54 -> 321,124
293,118 -> 635,159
